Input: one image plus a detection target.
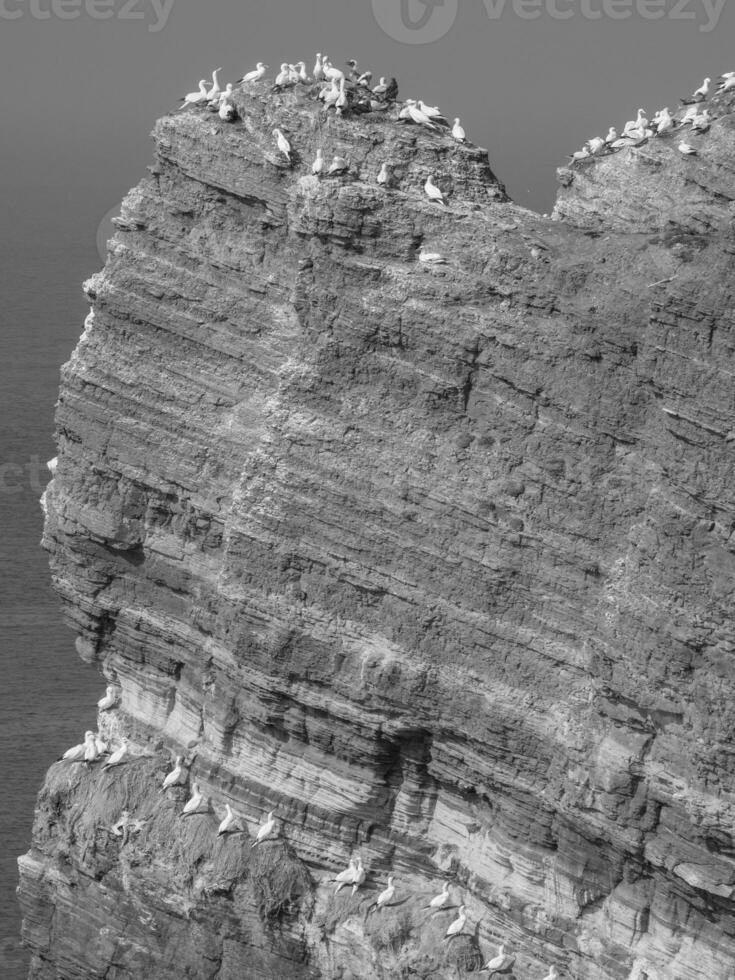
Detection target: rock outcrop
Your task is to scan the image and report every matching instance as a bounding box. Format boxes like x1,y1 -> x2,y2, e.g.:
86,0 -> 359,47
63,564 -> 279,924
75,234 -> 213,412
18,77 -> 735,979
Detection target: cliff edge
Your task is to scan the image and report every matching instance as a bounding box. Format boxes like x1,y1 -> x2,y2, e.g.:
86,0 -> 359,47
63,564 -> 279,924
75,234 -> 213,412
18,76 -> 735,979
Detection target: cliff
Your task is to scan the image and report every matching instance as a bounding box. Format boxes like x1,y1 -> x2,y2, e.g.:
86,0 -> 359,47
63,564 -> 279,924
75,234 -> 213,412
18,76 -> 735,980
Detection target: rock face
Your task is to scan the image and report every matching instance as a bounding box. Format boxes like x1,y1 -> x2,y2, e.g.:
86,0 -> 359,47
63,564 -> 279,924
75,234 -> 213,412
18,79 -> 735,979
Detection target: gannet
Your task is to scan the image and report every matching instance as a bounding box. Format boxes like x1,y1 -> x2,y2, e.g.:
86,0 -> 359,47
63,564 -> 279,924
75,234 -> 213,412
424,176 -> 445,204
323,61 -> 345,83
372,77 -> 388,96
240,62 -> 267,83
569,147 -> 591,162
336,87 -> 348,110
181,782 -> 205,815
678,141 -> 698,155
604,127 -> 618,144
376,162 -> 389,185
609,139 -> 633,150
273,129 -> 291,163
217,803 -> 244,836
720,75 -> 735,93
102,737 -> 130,770
295,61 -> 309,83
444,905 -> 467,939
161,755 -> 186,789
205,68 -> 223,101
691,109 -> 711,132
407,100 -> 436,128
251,810 -> 278,847
623,108 -> 648,135
328,155 -> 349,175
680,104 -> 700,124
681,77 -> 711,104
61,731 -> 94,762
655,108 -> 674,135
357,71 -> 373,88
84,730 -> 100,764
219,100 -> 237,123
46,457 -> 58,475
482,944 -> 515,974
274,63 -> 291,87
369,99 -> 390,112
452,117 -> 466,142
419,248 -> 447,264
541,968 -> 559,980
418,100 -> 447,123
374,875 -> 396,910
322,79 -> 343,109
351,857 -> 366,894
312,148 -> 324,175
180,80 -> 208,108
424,881 -> 451,910
97,685 -> 117,710
588,137 -> 606,155
334,858 -> 357,892
94,734 -> 108,755
216,83 -> 234,105
313,53 -> 324,82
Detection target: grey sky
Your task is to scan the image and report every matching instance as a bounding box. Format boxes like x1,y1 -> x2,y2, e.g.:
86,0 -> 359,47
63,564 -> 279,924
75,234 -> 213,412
1,0 -> 733,215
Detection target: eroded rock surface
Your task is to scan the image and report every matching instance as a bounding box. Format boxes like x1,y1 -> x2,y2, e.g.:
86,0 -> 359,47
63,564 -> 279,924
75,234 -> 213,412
18,79 -> 735,979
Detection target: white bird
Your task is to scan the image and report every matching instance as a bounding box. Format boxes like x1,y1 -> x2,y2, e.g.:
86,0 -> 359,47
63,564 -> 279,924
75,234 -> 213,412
94,734 -> 108,755
418,100 -> 444,118
215,83 -> 234,106
321,79 -> 342,109
678,141 -> 698,155
681,77 -> 711,104
274,63 -> 291,87
328,155 -> 349,175
424,176 -> 445,205
605,127 -> 618,144
180,80 -> 208,108
334,858 -> 357,892
217,803 -> 244,836
219,100 -> 237,122
588,137 -> 606,155
691,109 -> 711,132
407,100 -> 436,128
482,944 -> 515,974
374,875 -> 396,910
351,857 -> 366,895
336,87 -> 348,110
241,62 -> 267,83
312,148 -> 324,175
313,53 -> 324,82
323,61 -> 345,83
719,75 -> 735,93
452,117 -> 466,142
655,108 -> 675,135
569,147 -> 591,162
205,68 -> 223,101
84,730 -> 101,764
541,968 -> 559,980
251,810 -> 278,847
424,881 -> 451,910
273,128 -> 291,163
46,457 -> 58,475
60,731 -> 94,762
102,737 -> 130,770
372,77 -> 388,96
376,162 -> 389,185
161,755 -> 186,790
295,61 -> 309,83
623,108 -> 648,135
357,71 -> 373,87
609,139 -> 633,150
445,904 -> 467,939
181,782 -> 205,815
97,685 -> 117,710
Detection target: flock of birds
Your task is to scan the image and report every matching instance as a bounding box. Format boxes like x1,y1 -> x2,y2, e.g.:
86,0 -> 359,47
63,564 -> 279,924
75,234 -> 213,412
177,54 -> 469,207
568,71 -> 735,164
59,683 -> 561,977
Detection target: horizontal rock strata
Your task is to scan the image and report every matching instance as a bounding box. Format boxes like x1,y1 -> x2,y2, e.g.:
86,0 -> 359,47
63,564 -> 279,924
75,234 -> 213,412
19,80 -> 735,979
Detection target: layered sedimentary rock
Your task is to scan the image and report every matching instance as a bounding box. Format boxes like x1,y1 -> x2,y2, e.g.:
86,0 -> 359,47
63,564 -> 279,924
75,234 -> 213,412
18,78 -> 735,979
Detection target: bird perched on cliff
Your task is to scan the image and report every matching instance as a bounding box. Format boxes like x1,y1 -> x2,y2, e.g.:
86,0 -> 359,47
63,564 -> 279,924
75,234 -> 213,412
273,129 -> 292,164
60,731 -> 94,762
718,74 -> 735,93
313,53 -> 324,82
181,783 -> 206,815
423,176 -> 445,205
94,733 -> 108,755
294,61 -> 309,83
623,108 -> 648,136
372,77 -> 388,96
678,141 -> 698,155
587,136 -> 607,156
351,857 -> 366,895
251,810 -> 278,847
161,755 -> 187,790
334,859 -> 357,892
569,147 -> 591,163
690,109 -> 711,132
102,737 -> 130,770
46,456 -> 58,475
405,100 -> 437,129
217,803 -> 244,836
273,63 -> 291,87
240,62 -> 267,84
205,68 -> 223,102
323,60 -> 346,83
681,77 -> 711,104
444,905 -> 467,939
419,248 -> 447,264
179,80 -> 208,109
97,685 -> 117,711
482,944 -> 515,974
419,100 -> 448,125
541,967 -> 559,980
605,127 -> 618,144
371,875 -> 396,912
654,108 -> 675,135
327,155 -> 350,175
376,162 -> 390,186
219,99 -> 237,123
311,148 -> 324,176
84,730 -> 102,765
452,117 -> 466,142
423,881 -> 451,911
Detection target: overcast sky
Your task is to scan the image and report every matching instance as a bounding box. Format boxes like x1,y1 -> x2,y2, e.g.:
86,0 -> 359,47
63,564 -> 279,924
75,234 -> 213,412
2,0 -> 733,219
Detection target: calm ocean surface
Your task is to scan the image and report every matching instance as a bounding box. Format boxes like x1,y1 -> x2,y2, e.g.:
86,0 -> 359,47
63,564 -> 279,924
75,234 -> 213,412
0,187 -> 120,978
